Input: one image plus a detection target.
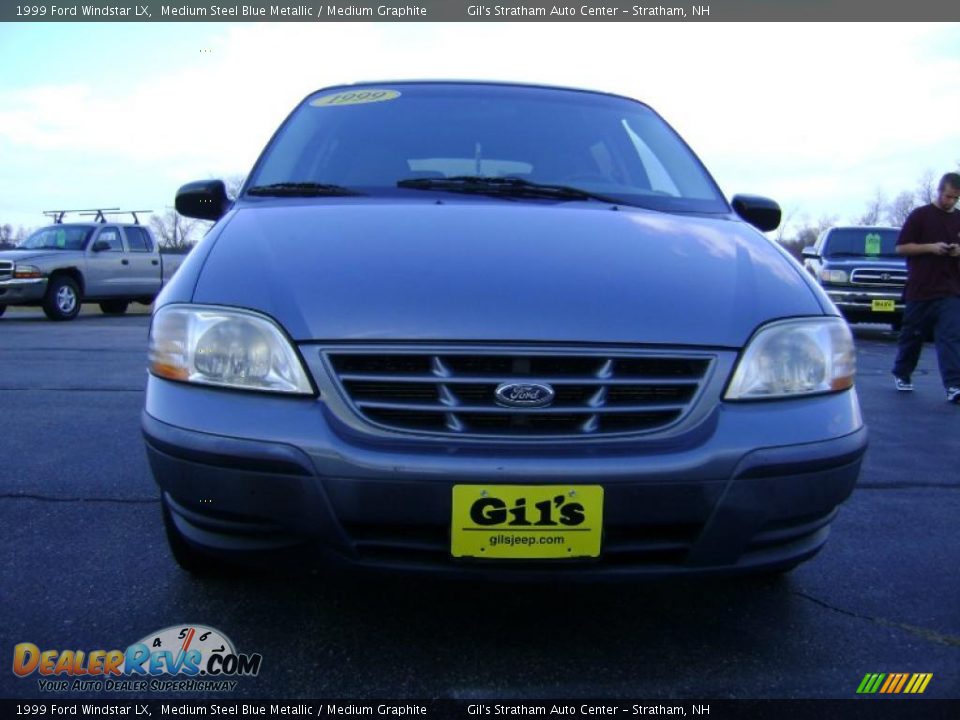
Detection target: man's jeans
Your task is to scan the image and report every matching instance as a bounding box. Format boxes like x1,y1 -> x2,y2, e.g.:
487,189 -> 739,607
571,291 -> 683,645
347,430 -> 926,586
892,296 -> 960,389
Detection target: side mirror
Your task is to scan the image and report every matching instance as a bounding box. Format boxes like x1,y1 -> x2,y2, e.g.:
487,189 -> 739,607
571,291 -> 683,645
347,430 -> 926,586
731,194 -> 781,233
801,247 -> 818,259
92,240 -> 111,252
175,179 -> 230,222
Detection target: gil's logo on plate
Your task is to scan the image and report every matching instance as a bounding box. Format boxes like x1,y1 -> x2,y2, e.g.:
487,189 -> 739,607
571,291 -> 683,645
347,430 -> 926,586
13,624 -> 262,693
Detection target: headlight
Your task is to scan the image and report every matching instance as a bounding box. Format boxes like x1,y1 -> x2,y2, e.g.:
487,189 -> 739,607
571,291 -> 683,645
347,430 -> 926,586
13,264 -> 44,279
819,268 -> 848,284
725,318 -> 855,400
148,305 -> 314,395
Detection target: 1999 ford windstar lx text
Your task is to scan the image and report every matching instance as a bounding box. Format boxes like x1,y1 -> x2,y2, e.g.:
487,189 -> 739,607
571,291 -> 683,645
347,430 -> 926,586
143,81 -> 867,578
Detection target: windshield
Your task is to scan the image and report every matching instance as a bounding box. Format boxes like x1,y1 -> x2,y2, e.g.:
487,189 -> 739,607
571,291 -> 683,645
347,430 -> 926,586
246,84 -> 729,214
823,228 -> 900,257
19,225 -> 94,251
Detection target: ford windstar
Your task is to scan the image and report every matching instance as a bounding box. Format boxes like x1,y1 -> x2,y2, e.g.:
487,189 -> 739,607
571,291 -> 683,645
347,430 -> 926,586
143,81 -> 867,578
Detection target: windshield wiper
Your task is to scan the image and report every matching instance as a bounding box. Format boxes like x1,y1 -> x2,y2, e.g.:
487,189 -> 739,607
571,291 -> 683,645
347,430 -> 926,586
397,176 -> 623,205
246,182 -> 362,197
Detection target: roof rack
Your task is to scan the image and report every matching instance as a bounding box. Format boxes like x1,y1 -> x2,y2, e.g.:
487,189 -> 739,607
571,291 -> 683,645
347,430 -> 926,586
78,209 -> 153,225
42,208 -> 153,225
43,208 -> 120,224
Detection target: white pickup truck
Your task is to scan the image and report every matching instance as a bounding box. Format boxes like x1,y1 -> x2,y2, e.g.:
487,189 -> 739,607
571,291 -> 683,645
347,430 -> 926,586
0,210 -> 185,320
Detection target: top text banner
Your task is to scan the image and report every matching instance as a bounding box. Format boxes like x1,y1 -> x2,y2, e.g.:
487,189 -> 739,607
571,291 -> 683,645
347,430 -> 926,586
2,0 -> 954,22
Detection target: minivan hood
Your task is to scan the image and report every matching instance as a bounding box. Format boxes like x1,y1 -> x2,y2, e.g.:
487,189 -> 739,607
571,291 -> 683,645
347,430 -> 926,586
192,200 -> 822,347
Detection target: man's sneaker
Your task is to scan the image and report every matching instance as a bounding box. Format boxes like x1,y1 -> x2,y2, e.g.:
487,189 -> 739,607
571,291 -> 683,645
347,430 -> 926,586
948,387 -> 960,404
894,376 -> 914,392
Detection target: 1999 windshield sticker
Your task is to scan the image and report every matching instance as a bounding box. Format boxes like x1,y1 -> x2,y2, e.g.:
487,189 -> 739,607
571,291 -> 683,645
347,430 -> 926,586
12,624 -> 262,693
311,89 -> 401,107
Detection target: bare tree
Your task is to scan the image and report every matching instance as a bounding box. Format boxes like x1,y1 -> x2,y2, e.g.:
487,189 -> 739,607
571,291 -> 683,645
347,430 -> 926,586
0,225 -> 33,248
224,174 -> 247,200
149,209 -> 202,252
855,188 -> 887,225
886,191 -> 915,227
914,169 -> 937,206
775,212 -> 838,261
784,214 -> 839,259
773,205 -> 798,245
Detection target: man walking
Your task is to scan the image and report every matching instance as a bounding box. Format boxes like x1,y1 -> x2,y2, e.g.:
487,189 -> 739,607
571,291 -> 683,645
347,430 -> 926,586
892,172 -> 960,402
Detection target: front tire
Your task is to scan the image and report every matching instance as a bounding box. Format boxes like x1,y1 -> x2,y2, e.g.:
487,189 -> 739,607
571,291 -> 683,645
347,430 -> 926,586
42,276 -> 81,321
0,304 -> 6,318
99,300 -> 129,315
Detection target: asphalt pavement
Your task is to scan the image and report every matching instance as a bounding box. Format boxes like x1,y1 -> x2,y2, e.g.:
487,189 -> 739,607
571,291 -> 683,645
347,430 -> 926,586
0,310 -> 957,701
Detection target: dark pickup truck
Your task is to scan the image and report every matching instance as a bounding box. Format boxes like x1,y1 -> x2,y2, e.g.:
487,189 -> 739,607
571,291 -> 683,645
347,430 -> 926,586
802,226 -> 905,330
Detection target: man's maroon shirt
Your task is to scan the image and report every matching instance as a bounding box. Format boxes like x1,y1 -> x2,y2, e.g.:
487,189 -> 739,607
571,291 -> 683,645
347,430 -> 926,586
897,203 -> 960,302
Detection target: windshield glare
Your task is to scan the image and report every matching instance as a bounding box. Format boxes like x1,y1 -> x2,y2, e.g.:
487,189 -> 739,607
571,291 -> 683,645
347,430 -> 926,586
247,84 -> 728,213
824,228 -> 900,257
19,225 -> 94,251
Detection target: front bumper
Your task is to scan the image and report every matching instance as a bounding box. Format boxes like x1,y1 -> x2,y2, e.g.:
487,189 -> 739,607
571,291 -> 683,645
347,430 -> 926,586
143,376 -> 868,579
0,278 -> 47,305
825,287 -> 904,323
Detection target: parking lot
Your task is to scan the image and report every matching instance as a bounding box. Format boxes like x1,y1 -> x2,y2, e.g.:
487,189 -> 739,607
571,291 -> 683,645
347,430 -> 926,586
1,309 -> 958,700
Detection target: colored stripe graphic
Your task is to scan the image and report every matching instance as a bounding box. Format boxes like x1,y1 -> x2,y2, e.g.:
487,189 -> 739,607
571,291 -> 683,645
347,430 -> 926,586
880,673 -> 908,693
857,673 -> 932,694
857,673 -> 885,694
904,673 -> 933,694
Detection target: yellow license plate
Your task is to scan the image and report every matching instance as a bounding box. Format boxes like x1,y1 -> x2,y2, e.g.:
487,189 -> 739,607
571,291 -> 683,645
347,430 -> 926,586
872,299 -> 896,312
451,485 -> 603,559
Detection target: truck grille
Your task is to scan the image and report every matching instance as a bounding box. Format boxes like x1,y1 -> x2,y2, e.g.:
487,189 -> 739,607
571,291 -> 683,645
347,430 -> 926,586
850,268 -> 906,286
324,349 -> 713,438
0,261 -> 12,281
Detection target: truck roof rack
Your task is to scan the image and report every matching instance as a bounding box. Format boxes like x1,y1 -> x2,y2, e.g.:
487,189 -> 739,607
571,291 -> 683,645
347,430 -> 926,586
42,208 -> 153,224
78,209 -> 154,225
43,208 -> 120,224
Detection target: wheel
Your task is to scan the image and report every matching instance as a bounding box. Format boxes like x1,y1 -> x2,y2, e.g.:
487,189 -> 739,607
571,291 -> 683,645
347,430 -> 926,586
161,496 -> 222,575
99,300 -> 129,315
0,304 -> 6,318
42,276 -> 81,321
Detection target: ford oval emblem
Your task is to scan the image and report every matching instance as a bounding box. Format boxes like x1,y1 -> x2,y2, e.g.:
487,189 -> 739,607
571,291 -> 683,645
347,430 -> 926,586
494,382 -> 556,408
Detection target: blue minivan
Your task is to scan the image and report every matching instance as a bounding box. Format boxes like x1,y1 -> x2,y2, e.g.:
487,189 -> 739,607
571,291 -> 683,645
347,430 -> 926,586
143,81 -> 867,578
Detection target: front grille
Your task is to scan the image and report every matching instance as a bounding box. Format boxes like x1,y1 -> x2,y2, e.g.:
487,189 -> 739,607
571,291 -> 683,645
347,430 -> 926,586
325,349 -> 712,438
850,268 -> 906,286
0,261 -> 12,281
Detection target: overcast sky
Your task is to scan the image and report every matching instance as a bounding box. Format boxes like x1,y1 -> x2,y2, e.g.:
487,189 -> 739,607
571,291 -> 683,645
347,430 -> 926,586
0,21 -> 958,236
